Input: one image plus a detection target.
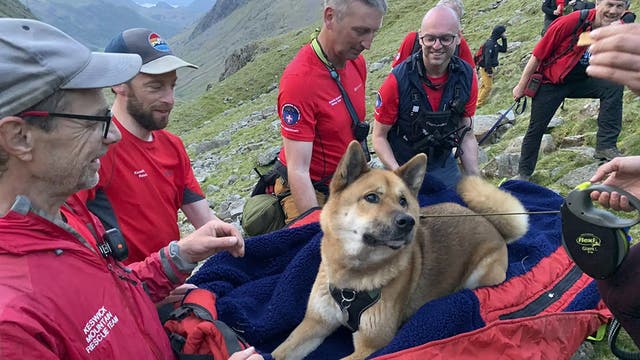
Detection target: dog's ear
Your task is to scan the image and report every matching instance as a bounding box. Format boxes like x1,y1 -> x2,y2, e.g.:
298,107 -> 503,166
330,141 -> 370,193
395,153 -> 427,197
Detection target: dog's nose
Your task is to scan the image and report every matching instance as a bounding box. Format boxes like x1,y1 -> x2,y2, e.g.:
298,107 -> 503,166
395,213 -> 415,231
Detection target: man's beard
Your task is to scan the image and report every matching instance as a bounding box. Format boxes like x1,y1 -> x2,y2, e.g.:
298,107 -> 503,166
126,94 -> 169,131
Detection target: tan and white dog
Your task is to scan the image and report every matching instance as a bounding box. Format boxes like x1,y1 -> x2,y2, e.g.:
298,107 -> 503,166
272,141 -> 529,360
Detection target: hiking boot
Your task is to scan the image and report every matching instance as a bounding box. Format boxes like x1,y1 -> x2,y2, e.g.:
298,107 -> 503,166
593,148 -> 623,161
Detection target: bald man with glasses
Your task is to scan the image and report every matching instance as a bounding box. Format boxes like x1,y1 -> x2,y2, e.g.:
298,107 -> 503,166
373,5 -> 479,189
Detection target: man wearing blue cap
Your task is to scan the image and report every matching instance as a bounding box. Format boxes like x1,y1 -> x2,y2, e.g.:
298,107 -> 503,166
84,28 -> 237,266
0,19 -> 260,360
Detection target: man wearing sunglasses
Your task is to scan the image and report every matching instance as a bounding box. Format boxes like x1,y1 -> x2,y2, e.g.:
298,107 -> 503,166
373,5 -> 479,189
82,28 -> 240,267
0,19 -> 261,360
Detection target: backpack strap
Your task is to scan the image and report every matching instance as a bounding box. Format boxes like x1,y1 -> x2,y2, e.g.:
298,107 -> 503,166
540,9 -> 590,70
411,31 -> 421,55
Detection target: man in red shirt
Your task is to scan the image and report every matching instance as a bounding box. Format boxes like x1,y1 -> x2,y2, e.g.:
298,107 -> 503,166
373,5 -> 479,189
512,0 -> 628,181
85,28 -> 241,264
0,19 -> 259,360
390,0 -> 475,68
274,0 -> 387,223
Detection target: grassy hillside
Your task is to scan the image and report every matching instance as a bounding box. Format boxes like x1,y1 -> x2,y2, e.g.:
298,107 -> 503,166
168,0 -> 640,357
0,0 -> 36,18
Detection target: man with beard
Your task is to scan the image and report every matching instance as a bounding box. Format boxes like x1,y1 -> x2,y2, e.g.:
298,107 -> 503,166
84,28 -> 236,266
373,5 -> 479,189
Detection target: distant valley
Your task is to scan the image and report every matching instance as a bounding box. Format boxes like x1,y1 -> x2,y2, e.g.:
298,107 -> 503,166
20,0 -> 215,50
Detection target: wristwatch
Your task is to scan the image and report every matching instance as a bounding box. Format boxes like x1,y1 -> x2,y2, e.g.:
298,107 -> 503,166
168,240 -> 198,273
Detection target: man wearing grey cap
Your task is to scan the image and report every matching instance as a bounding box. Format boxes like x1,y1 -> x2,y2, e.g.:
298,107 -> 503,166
84,28 -> 233,267
0,19 -> 260,360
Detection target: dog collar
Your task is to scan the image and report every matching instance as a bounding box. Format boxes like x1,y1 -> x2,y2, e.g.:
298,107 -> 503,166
329,284 -> 381,332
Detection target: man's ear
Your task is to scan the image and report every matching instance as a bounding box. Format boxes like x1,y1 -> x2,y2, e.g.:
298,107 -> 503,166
323,6 -> 335,30
111,83 -> 128,96
0,116 -> 34,161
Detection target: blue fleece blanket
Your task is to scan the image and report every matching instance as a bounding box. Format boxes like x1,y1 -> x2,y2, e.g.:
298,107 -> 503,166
189,178 -> 600,359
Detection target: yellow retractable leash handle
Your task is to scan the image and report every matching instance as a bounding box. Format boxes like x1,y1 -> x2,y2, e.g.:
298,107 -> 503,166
561,182 -> 640,279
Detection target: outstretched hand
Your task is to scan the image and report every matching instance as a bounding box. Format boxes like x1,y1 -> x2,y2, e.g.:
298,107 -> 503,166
177,219 -> 245,263
228,347 -> 264,360
586,23 -> 640,96
589,156 -> 640,212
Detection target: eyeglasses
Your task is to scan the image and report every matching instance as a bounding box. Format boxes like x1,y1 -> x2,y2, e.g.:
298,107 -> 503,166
419,33 -> 457,47
18,109 -> 113,139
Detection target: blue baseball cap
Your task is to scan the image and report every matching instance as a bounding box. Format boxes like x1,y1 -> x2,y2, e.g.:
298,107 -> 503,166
105,28 -> 198,74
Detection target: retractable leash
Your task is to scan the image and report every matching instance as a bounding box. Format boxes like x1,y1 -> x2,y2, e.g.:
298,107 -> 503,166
560,182 -> 640,280
478,96 -> 527,146
561,182 -> 640,360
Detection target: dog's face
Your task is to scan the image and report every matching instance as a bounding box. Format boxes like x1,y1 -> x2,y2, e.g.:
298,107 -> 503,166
320,141 -> 427,266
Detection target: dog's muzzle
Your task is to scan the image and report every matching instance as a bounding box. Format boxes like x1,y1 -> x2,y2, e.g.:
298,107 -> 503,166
363,212 -> 415,249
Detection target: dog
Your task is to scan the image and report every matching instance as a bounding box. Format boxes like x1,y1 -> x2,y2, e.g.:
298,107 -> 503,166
271,141 -> 529,360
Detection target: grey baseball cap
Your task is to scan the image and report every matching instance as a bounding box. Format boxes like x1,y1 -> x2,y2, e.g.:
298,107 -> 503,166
105,28 -> 198,74
0,19 -> 142,118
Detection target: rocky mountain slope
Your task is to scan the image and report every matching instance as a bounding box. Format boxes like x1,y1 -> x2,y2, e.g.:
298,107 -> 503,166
170,0 -> 322,98
1,0 -> 35,18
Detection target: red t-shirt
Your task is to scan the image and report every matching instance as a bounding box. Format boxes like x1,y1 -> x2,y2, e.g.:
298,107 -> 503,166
85,117 -> 205,264
374,69 -> 478,126
533,9 -> 595,84
391,31 -> 476,69
277,44 -> 367,182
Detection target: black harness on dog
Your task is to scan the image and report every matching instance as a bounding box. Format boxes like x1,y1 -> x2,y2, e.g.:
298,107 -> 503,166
329,284 -> 381,332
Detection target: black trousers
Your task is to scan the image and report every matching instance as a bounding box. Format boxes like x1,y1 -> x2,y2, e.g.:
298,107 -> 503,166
597,244 -> 640,348
518,77 -> 623,176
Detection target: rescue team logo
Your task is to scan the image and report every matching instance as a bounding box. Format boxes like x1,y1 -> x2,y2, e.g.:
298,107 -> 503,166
83,306 -> 120,354
282,104 -> 301,126
148,32 -> 171,52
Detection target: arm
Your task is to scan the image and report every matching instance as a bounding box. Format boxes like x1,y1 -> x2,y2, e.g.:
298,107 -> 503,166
283,138 -> 319,213
372,121 -> 400,170
587,23 -> 640,95
589,156 -> 640,211
498,37 -> 508,52
512,54 -> 541,99
129,218 -> 245,302
458,116 -> 479,176
182,198 -> 216,229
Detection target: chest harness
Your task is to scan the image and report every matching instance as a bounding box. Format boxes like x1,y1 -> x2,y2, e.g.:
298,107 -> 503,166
329,284 -> 381,332
390,52 -> 472,166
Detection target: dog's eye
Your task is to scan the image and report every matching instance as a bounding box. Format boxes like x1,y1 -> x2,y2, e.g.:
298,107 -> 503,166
364,193 -> 379,203
399,196 -> 408,208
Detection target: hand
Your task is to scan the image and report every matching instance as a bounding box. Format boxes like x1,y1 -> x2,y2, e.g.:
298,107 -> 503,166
155,283 -> 197,307
177,219 -> 245,263
586,23 -> 640,96
589,156 -> 640,211
512,84 -> 525,100
228,347 -> 264,360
